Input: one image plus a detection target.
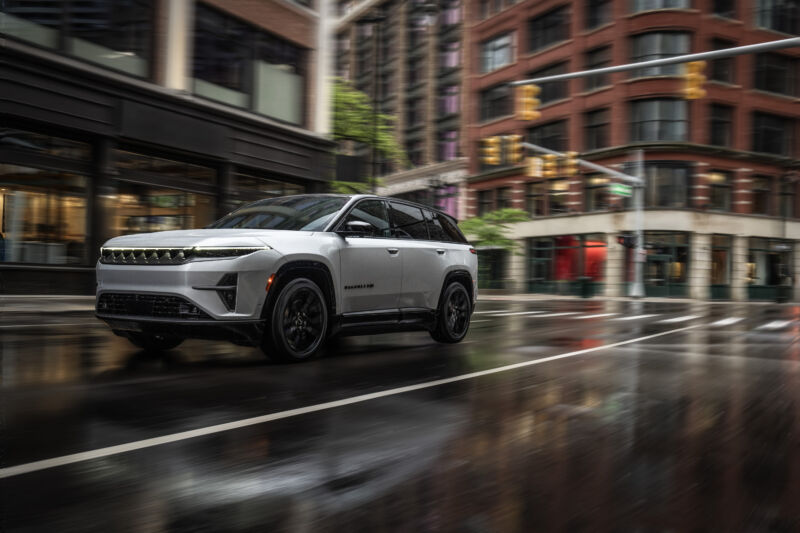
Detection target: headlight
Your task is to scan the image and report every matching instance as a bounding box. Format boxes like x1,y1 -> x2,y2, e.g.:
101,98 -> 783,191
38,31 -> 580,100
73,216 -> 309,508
191,246 -> 271,259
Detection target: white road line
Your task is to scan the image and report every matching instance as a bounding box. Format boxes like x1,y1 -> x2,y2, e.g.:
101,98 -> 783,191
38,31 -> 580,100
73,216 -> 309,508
493,311 -> 546,317
757,320 -> 794,330
473,310 -> 513,315
658,315 -> 700,324
614,314 -> 658,321
0,322 -> 96,329
533,312 -> 581,318
710,317 -> 744,327
470,319 -> 491,323
571,313 -> 619,320
0,325 -> 699,480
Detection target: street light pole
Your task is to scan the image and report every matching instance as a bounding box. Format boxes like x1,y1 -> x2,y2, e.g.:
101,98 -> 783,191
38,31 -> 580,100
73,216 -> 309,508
631,149 -> 645,298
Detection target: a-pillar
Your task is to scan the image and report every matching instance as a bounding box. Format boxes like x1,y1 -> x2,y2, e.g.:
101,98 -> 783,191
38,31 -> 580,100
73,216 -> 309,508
689,232 -> 711,300
731,235 -> 749,301
604,232 -> 624,297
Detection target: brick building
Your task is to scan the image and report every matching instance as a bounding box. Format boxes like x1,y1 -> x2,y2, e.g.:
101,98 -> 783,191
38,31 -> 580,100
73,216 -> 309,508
465,0 -> 799,300
335,0 -> 470,218
0,0 -> 333,294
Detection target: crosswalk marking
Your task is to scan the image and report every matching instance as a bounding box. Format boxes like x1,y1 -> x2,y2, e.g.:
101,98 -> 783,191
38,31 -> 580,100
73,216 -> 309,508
757,320 -> 794,330
658,315 -> 699,324
614,314 -> 658,321
710,317 -> 744,327
571,313 -> 619,320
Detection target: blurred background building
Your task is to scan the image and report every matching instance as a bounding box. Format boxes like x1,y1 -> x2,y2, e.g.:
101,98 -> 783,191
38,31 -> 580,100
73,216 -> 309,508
335,0 -> 469,218
0,0 -> 333,293
466,0 -> 799,300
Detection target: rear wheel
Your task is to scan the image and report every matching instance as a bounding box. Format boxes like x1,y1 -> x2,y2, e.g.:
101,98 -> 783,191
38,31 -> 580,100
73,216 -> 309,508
262,277 -> 328,362
430,281 -> 471,343
124,332 -> 183,352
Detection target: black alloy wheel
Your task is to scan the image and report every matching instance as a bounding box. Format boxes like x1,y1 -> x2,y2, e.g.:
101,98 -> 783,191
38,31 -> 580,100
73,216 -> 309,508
264,278 -> 328,362
431,281 -> 471,343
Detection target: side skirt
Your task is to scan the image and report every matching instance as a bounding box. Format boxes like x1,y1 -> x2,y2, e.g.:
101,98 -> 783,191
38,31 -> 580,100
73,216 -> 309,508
331,308 -> 436,337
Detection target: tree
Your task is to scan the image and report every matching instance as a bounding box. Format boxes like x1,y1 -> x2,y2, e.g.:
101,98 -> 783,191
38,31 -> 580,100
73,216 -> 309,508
458,208 -> 529,254
332,78 -> 405,166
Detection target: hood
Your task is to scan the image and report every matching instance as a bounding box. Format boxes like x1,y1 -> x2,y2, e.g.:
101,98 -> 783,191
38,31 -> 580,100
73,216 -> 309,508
102,229 -> 316,250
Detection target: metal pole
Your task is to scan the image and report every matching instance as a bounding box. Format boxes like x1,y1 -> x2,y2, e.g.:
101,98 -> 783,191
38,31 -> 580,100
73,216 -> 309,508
631,149 -> 645,298
511,37 -> 800,86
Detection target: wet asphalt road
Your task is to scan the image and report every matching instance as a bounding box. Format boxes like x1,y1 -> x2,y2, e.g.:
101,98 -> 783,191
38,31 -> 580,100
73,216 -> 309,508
3,299 -> 800,532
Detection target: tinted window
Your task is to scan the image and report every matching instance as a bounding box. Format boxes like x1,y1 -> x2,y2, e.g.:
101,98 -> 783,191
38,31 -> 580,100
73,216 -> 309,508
209,195 -> 348,231
389,202 -> 429,240
439,214 -> 469,243
340,200 -> 392,237
425,210 -> 448,241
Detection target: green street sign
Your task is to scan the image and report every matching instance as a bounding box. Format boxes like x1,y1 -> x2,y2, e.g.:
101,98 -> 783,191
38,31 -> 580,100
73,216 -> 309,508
608,183 -> 632,197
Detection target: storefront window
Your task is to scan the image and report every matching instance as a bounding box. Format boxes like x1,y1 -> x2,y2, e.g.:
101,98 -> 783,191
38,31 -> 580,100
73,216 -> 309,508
0,129 -> 91,161
526,234 -> 607,294
1,165 -> 87,264
747,238 -> 792,287
711,234 -> 731,285
626,231 -> 689,297
110,183 -> 215,235
232,173 -> 305,206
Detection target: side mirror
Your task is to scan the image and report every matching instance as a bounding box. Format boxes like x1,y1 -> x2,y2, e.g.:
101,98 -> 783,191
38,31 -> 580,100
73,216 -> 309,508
339,220 -> 372,236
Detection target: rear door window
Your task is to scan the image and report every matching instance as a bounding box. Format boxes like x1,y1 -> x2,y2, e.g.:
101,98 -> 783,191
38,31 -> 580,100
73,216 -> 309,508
389,202 -> 429,240
438,213 -> 468,243
424,209 -> 448,242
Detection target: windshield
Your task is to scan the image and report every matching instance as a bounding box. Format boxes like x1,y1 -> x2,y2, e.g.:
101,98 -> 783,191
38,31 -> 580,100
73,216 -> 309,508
208,195 -> 349,231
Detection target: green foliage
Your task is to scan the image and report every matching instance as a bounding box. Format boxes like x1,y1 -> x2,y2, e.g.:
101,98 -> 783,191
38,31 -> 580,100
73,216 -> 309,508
328,179 -> 382,194
332,78 -> 406,166
459,208 -> 529,254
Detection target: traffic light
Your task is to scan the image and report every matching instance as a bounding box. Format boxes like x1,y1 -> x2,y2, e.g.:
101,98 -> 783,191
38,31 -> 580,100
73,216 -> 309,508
563,151 -> 580,176
506,134 -> 524,164
481,136 -> 501,165
542,154 -> 558,178
683,60 -> 707,100
617,233 -> 637,248
516,84 -> 541,121
526,156 -> 542,178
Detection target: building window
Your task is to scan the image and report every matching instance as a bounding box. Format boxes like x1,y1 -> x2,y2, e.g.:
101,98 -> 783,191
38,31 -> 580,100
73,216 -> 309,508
526,181 -> 546,216
0,0 -> 154,77
440,41 -> 461,70
640,162 -> 691,207
781,179 -> 795,218
526,235 -> 607,294
477,189 -> 494,215
751,176 -> 772,214
480,33 -> 514,74
586,0 -> 612,28
439,85 -> 460,115
585,176 -> 611,211
407,99 -> 423,127
630,32 -> 689,78
441,0 -> 462,25
193,4 -> 305,124
709,104 -> 733,147
585,46 -> 612,91
754,53 -> 797,96
530,63 -> 568,104
585,108 -> 610,150
752,112 -> 794,156
710,39 -> 736,83
631,0 -> 690,12
707,171 -> 732,211
406,140 -> 424,166
0,165 -> 88,265
713,0 -> 736,17
480,0 -> 490,19
479,84 -> 512,121
438,130 -> 459,161
528,6 -> 569,53
747,238 -> 793,292
754,0 -> 800,35
528,120 -> 568,152
630,99 -> 688,142
497,187 -> 513,209
548,178 -> 568,214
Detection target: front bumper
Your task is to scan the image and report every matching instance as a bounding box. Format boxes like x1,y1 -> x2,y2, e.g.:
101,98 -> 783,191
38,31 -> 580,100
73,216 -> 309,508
97,314 -> 265,346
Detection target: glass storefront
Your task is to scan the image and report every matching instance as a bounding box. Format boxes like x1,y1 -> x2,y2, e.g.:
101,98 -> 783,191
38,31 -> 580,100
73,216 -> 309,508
232,173 -> 305,208
747,238 -> 793,300
0,165 -> 87,264
110,184 -> 215,235
526,234 -> 607,295
710,234 -> 731,300
625,231 -> 689,297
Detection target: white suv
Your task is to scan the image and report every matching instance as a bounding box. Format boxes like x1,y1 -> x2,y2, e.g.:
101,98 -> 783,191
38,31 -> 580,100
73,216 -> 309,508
96,194 -> 478,362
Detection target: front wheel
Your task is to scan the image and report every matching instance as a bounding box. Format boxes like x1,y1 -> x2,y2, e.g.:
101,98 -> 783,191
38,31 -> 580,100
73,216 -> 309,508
262,277 -> 328,362
430,282 -> 472,343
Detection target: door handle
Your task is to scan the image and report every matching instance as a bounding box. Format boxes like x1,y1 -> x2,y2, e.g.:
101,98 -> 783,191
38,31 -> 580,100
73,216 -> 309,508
387,248 -> 399,255
436,249 -> 446,255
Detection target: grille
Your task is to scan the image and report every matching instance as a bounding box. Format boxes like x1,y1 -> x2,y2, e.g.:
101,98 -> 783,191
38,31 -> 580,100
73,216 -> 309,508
97,293 -> 211,320
99,248 -> 194,265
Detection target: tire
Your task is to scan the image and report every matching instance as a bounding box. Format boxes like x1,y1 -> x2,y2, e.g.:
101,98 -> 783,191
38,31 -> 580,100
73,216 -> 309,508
430,281 -> 472,343
262,277 -> 328,362
125,332 -> 183,352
